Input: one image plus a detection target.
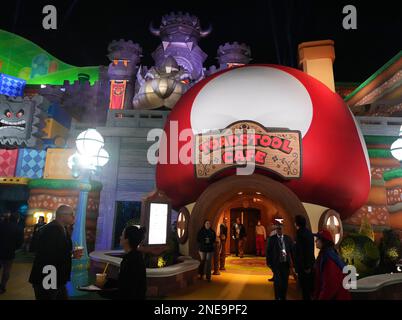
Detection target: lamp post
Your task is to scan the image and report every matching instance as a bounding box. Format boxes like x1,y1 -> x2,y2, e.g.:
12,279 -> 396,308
67,129 -> 109,296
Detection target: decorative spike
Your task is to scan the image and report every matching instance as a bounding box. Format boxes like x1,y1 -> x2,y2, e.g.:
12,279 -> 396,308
186,42 -> 194,51
200,24 -> 212,38
162,41 -> 170,51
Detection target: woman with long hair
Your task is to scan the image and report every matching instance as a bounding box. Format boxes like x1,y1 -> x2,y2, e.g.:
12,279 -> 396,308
197,220 -> 216,282
313,229 -> 351,300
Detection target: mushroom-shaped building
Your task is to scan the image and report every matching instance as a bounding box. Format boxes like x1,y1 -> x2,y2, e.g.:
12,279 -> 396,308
156,65 -> 370,218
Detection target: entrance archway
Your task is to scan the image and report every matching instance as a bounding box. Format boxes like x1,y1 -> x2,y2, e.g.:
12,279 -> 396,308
189,174 -> 310,258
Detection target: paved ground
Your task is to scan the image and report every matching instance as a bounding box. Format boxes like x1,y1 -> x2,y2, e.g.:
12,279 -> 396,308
167,256 -> 300,300
0,253 -> 300,300
0,252 -> 35,300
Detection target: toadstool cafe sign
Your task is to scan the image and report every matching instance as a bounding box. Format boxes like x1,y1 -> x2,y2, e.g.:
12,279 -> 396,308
195,121 -> 302,179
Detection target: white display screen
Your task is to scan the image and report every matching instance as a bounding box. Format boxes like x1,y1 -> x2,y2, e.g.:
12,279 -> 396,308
148,203 -> 168,245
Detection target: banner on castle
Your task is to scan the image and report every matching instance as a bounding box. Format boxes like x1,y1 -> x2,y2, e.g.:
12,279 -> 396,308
109,80 -> 127,110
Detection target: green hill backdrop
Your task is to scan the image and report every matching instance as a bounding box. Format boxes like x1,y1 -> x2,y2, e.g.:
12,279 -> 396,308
0,29 -> 99,85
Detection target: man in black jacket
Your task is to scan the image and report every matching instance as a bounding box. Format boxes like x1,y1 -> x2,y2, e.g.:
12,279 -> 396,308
294,215 -> 315,300
29,205 -> 80,300
266,223 -> 294,300
232,217 -> 246,258
197,221 -> 216,281
219,218 -> 228,270
0,213 -> 24,294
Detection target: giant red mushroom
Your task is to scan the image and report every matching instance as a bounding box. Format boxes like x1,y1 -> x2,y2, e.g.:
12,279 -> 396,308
156,65 -> 370,219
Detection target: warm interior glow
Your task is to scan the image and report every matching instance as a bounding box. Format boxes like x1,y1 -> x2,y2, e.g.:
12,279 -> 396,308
177,211 -> 186,238
334,234 -> 340,244
33,211 -> 54,224
326,215 -> 341,244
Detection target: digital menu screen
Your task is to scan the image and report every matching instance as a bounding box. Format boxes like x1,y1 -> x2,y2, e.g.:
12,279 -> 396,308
148,203 -> 169,245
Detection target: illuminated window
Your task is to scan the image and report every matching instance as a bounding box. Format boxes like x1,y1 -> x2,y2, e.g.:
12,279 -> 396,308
319,209 -> 343,245
176,207 -> 190,244
33,210 -> 55,224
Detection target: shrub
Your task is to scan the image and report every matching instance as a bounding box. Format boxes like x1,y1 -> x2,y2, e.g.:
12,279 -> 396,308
378,229 -> 402,273
339,233 -> 380,278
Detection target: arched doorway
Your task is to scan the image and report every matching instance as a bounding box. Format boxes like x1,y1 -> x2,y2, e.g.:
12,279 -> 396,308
188,174 -> 310,258
214,193 -> 297,256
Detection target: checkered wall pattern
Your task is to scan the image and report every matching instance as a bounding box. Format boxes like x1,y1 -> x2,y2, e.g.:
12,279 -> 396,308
0,149 -> 19,177
15,148 -> 47,179
0,73 -> 26,97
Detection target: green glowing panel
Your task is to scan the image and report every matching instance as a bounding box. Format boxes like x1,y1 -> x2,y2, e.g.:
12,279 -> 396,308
0,29 -> 99,85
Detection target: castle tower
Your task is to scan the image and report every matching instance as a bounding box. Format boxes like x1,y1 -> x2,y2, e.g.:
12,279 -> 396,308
150,12 -> 210,81
217,42 -> 252,69
107,39 -> 142,110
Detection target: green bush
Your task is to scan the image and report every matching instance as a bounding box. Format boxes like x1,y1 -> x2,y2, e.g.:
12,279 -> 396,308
378,229 -> 402,273
144,229 -> 180,268
339,233 -> 380,278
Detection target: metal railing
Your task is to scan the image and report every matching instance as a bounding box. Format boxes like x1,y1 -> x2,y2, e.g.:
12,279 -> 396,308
106,109 -> 170,128
355,116 -> 402,136
70,114 -> 402,137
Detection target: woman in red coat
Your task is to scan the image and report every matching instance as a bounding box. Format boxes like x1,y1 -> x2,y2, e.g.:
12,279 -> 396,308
313,229 -> 352,300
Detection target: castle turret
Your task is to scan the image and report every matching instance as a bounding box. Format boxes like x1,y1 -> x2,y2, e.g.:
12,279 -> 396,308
150,12 -> 209,81
107,39 -> 142,110
217,42 -> 252,69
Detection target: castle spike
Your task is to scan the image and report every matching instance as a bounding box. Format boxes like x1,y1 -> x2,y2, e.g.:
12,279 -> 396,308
149,22 -> 160,36
200,24 -> 212,38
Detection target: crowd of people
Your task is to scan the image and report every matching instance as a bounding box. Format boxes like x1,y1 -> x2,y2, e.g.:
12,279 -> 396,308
196,214 -> 351,300
1,204 -> 351,301
28,205 -> 147,300
0,205 -> 147,300
0,212 -> 24,294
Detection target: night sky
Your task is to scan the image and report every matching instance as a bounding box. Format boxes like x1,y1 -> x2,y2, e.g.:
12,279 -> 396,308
0,0 -> 400,82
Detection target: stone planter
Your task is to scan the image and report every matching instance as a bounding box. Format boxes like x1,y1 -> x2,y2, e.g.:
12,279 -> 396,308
351,273 -> 402,300
90,250 -> 199,297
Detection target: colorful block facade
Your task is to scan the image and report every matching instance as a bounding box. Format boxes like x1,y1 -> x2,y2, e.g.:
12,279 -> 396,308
15,148 -> 47,179
0,148 -> 18,177
0,73 -> 26,97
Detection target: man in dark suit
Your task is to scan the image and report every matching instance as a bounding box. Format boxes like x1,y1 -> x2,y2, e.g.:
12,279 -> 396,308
0,213 -> 24,294
219,218 -> 228,270
266,222 -> 294,300
213,217 -> 229,275
294,215 -> 315,300
232,217 -> 246,258
29,205 -> 81,300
